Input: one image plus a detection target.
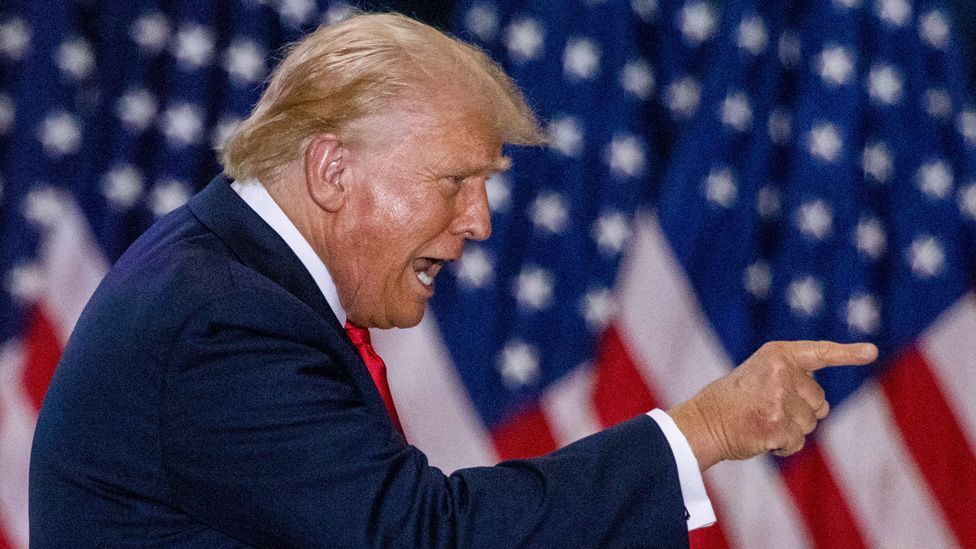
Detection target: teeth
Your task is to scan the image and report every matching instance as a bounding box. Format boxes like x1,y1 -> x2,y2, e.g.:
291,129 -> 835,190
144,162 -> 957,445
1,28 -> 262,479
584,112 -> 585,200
417,270 -> 433,287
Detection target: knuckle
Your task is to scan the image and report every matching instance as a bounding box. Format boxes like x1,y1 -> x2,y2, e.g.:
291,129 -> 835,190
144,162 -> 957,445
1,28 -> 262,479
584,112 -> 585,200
815,340 -> 832,362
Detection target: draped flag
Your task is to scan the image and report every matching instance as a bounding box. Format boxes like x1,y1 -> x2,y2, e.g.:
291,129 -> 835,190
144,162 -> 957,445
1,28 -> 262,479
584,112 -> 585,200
1,0 -> 975,547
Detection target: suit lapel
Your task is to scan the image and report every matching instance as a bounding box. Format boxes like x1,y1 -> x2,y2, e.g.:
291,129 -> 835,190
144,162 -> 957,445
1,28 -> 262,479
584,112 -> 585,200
188,175 -> 343,331
186,176 -> 398,431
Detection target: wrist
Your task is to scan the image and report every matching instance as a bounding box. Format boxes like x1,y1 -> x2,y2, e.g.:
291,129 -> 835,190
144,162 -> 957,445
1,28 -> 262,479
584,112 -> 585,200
668,400 -> 722,471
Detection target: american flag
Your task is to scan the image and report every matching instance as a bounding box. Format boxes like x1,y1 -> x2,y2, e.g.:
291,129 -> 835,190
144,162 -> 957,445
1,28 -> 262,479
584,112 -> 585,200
1,0 -> 974,547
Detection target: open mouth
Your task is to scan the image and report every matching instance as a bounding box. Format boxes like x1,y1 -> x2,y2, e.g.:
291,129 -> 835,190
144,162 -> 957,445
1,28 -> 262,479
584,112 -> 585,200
413,257 -> 449,288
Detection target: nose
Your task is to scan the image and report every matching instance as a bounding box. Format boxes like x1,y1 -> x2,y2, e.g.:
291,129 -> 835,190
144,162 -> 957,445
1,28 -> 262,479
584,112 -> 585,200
450,181 -> 492,241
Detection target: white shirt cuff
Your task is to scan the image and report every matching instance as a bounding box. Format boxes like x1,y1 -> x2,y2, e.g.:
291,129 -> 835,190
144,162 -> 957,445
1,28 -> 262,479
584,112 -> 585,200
647,408 -> 717,530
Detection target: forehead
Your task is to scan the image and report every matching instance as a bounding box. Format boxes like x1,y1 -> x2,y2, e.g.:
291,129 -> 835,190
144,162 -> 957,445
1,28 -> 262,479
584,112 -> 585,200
351,94 -> 505,172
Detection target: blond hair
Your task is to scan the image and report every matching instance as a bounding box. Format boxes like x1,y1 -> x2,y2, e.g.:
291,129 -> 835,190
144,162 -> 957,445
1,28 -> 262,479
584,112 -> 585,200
220,12 -> 544,182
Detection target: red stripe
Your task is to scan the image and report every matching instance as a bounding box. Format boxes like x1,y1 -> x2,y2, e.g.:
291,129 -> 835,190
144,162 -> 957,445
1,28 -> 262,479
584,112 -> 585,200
779,442 -> 868,549
0,528 -> 13,549
688,521 -> 730,549
591,325 -> 658,427
491,401 -> 558,460
880,346 -> 976,549
21,305 -> 63,412
594,325 -> 732,549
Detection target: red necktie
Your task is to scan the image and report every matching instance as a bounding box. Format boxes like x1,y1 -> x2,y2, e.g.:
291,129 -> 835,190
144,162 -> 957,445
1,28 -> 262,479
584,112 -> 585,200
344,321 -> 405,436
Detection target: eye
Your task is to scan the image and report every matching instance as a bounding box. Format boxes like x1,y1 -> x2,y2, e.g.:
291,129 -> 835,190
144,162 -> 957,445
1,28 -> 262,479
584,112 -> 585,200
449,175 -> 466,185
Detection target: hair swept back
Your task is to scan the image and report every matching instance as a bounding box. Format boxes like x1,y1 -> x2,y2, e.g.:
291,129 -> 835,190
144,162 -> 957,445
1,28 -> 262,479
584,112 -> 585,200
220,12 -> 544,183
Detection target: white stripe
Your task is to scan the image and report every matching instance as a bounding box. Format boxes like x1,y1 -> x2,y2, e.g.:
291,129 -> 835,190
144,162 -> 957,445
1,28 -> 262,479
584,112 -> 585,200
0,342 -> 34,549
540,365 -> 601,446
35,191 -> 108,343
820,381 -> 957,549
615,212 -> 812,549
372,313 -> 498,473
918,291 -> 976,452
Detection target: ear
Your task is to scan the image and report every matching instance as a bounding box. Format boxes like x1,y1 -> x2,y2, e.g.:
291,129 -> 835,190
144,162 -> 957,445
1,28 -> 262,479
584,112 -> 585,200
304,133 -> 347,213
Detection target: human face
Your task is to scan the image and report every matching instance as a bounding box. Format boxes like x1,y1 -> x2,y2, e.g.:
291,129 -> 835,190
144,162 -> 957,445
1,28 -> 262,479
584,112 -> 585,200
327,101 -> 506,329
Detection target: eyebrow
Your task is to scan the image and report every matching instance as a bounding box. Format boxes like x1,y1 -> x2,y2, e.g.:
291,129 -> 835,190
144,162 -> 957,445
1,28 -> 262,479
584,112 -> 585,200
460,155 -> 512,177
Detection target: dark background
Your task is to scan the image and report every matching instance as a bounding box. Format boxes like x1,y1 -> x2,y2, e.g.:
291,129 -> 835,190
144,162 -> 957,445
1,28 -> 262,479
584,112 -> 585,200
372,0 -> 976,90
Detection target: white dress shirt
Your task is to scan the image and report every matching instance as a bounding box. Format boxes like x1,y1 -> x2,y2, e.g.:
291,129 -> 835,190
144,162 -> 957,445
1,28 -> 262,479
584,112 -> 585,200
230,178 -> 716,530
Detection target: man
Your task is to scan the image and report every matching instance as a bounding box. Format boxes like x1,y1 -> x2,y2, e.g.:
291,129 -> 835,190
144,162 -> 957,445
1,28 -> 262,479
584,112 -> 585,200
29,13 -> 876,547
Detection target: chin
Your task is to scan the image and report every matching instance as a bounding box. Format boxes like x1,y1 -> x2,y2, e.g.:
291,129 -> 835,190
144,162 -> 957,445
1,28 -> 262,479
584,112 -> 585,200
391,309 -> 425,329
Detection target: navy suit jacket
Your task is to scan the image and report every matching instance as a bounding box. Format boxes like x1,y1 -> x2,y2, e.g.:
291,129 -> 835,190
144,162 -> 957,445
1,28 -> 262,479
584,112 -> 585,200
29,175 -> 689,548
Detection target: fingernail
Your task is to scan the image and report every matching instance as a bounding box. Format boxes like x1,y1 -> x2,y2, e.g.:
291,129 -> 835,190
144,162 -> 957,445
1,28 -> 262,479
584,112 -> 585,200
859,344 -> 876,359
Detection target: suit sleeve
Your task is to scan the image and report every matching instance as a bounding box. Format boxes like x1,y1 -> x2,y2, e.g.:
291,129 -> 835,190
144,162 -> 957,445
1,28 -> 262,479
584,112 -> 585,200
160,289 -> 689,548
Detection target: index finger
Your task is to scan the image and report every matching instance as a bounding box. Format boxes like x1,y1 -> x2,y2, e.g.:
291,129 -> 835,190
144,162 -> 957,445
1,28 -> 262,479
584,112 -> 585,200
789,340 -> 878,371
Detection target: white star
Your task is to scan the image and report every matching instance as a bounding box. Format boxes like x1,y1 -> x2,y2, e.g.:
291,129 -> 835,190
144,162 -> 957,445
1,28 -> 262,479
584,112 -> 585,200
278,0 -> 316,26
957,109 -> 976,146
223,39 -> 266,84
6,262 -> 45,302
0,94 -> 14,135
778,30 -> 802,67
855,216 -> 887,259
620,59 -> 655,99
907,235 -> 945,279
323,3 -> 355,25
23,187 -> 67,228
768,107 -> 792,145
115,88 -> 158,133
665,76 -> 701,119
130,12 -> 170,53
679,2 -> 718,46
738,16 -> 768,55
868,64 -> 904,105
816,44 -> 856,87
38,110 -> 82,157
808,123 -> 843,163
515,266 -> 554,311
720,91 -> 753,132
485,173 -> 511,213
834,0 -> 862,9
465,4 -> 498,41
606,134 -> 646,178
924,88 -> 952,120
876,0 -> 912,28
548,116 -> 584,157
631,0 -> 659,22
919,10 -> 951,49
916,159 -> 953,200
757,186 -> 781,219
796,199 -> 833,240
863,141 -> 893,182
958,183 -> 976,220
505,18 -> 544,64
704,167 -> 738,208
455,245 -> 494,289
744,260 -> 772,299
564,37 -> 600,80
210,115 -> 242,149
580,288 -> 616,331
498,340 -> 540,389
0,18 -> 30,61
149,178 -> 191,217
160,103 -> 204,147
55,37 -> 95,80
788,276 -> 824,318
530,192 -> 569,234
592,211 -> 631,255
847,294 -> 881,334
172,23 -> 215,69
102,164 -> 144,209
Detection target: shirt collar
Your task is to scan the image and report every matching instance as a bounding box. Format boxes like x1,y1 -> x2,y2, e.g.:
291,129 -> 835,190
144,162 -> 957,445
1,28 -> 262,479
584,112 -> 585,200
230,178 -> 347,325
